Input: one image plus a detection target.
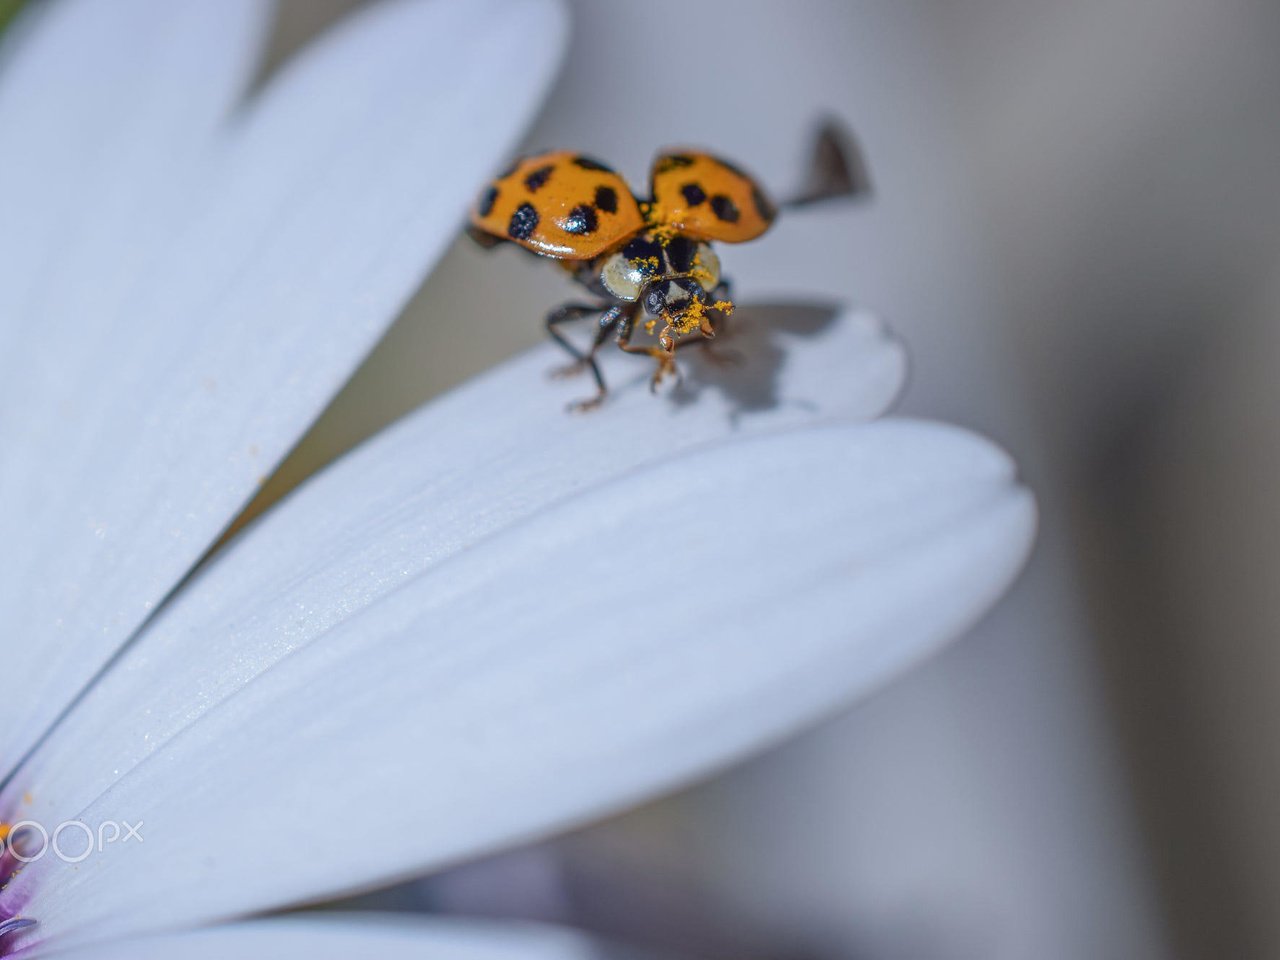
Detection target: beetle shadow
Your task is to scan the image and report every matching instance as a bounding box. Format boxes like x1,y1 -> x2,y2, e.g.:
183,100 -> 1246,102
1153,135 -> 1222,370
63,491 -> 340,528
661,299 -> 844,417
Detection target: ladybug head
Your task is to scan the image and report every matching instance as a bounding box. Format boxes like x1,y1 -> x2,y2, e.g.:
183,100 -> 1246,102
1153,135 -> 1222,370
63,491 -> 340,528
639,275 -> 735,338
641,276 -> 706,321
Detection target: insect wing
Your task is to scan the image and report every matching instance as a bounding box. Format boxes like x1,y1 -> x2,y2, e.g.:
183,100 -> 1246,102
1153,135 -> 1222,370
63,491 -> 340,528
471,151 -> 645,259
648,151 -> 776,243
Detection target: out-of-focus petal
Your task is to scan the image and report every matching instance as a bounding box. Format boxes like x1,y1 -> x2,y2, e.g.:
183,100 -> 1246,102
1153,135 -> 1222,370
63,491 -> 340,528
40,915 -> 656,960
0,0 -> 268,354
0,0 -> 566,768
7,419 -> 1034,951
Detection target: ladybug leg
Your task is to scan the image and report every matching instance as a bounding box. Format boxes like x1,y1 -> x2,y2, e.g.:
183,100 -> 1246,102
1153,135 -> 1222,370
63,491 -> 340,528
545,301 -> 611,378
466,224 -> 505,249
616,312 -> 678,393
563,304 -> 629,412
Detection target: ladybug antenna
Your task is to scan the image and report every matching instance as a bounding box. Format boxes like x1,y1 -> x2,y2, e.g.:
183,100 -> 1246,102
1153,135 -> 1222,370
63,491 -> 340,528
783,116 -> 872,208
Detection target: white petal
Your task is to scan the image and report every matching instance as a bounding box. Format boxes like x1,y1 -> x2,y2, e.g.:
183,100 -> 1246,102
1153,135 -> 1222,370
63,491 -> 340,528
7,419 -> 1034,950
0,0 -> 566,767
48,915 -> 650,960
8,307 -> 903,867
0,0 -> 268,353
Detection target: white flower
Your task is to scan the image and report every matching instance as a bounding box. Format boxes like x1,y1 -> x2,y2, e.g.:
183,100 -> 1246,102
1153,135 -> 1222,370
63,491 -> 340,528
0,0 -> 1035,957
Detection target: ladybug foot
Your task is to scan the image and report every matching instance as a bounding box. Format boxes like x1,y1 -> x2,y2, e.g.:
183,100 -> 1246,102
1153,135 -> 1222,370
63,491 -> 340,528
649,354 -> 680,393
549,358 -> 589,380
566,392 -> 606,414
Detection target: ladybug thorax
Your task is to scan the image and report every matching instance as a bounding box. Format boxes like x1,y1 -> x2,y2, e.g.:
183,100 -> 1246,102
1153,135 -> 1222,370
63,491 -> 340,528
597,232 -> 720,304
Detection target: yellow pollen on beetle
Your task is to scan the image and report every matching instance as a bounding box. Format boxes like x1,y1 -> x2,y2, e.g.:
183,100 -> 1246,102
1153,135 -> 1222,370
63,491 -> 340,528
638,200 -> 679,241
667,297 -> 735,337
671,299 -> 705,336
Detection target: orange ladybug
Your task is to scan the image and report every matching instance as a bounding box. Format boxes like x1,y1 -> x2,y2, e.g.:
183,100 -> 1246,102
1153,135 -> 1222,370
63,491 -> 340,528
469,123 -> 863,410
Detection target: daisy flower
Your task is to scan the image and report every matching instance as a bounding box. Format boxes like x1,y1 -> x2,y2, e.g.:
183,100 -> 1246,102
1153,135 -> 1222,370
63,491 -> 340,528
0,0 -> 1034,956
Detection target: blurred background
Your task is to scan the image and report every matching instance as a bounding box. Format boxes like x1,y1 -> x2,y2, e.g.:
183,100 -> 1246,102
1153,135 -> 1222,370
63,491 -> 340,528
258,1 -> 1280,958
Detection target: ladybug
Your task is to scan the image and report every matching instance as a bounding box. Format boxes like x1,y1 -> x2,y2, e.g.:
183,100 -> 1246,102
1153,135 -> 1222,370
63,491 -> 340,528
469,123 -> 864,410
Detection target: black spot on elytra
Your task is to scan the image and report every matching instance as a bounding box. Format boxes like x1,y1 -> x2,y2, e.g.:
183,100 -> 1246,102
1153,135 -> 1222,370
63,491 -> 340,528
477,185 -> 499,217
573,155 -> 613,172
711,194 -> 740,223
594,185 -> 618,214
665,235 -> 696,272
623,236 -> 663,274
656,154 -> 695,174
508,202 -> 539,240
752,185 -> 777,221
680,182 -> 707,207
523,164 -> 554,192
561,204 -> 599,235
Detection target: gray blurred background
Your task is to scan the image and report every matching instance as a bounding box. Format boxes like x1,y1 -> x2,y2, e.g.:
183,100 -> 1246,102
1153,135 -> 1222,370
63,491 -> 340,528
262,1 -> 1280,957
